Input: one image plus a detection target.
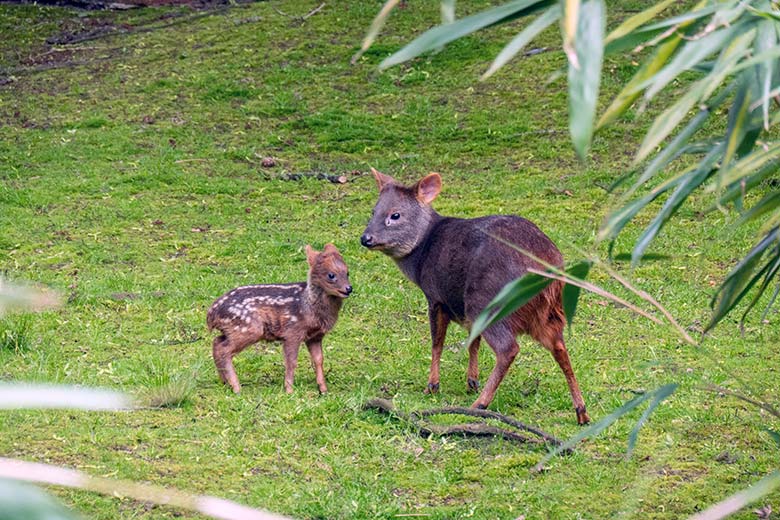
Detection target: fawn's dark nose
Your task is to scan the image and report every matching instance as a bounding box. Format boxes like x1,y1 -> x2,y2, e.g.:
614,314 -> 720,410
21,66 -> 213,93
345,285 -> 353,295
360,234 -> 374,247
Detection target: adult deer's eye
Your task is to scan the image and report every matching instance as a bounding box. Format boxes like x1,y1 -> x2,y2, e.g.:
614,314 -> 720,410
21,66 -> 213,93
390,213 -> 400,220
328,273 -> 336,280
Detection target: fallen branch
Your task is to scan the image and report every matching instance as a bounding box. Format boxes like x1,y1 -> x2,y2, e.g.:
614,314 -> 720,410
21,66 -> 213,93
412,406 -> 565,446
363,398 -> 567,450
279,172 -> 348,184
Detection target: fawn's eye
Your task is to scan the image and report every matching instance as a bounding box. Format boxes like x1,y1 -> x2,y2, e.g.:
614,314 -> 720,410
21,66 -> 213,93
328,273 -> 336,280
390,213 -> 400,220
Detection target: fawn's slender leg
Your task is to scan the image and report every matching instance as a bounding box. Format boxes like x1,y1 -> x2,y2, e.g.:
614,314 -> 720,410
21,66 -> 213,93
306,336 -> 328,394
282,339 -> 301,394
471,326 -> 518,409
467,335 -> 481,393
425,303 -> 450,394
213,335 -> 242,393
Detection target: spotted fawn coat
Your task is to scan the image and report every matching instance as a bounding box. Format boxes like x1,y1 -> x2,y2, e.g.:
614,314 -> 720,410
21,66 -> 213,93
207,244 -> 352,394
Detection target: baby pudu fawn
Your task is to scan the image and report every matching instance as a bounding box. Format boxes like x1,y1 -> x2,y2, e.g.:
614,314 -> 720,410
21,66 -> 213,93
207,244 -> 352,394
361,169 -> 589,425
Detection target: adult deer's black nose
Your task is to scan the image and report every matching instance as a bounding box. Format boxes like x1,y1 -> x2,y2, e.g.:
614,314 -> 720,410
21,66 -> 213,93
360,234 -> 374,247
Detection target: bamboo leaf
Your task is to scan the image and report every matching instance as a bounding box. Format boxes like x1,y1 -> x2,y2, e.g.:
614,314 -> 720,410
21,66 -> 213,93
707,227 -> 780,332
598,165 -> 698,243
597,34 -> 683,129
746,3 -> 780,22
604,3 -> 718,55
568,0 -> 604,160
713,141 -> 780,189
759,281 -> 780,322
626,383 -> 678,458
643,24 -> 742,103
351,0 -> 402,65
466,273 -> 552,346
0,479 -> 78,520
441,0 -> 456,24
535,385 -> 675,471
0,278 -> 61,317
561,0 -> 581,68
634,79 -> 708,164
739,251 -> 780,330
635,27 -> 754,165
688,470 -> 780,520
0,458 -> 292,520
0,383 -> 134,411
621,106 -> 711,196
481,5 -> 560,80
735,192 -> 780,227
756,19 -> 777,130
604,0 -> 678,45
379,0 -> 553,70
562,261 -> 591,331
632,147 -> 721,266
720,76 -> 753,175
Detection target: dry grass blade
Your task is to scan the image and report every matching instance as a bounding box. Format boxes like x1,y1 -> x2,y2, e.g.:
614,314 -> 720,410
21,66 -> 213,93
574,249 -> 697,345
0,458 -> 292,520
526,267 -> 662,324
351,0 -> 401,64
489,234 -> 661,324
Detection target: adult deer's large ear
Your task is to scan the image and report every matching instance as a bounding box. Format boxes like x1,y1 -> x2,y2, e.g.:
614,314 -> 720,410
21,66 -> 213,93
371,167 -> 395,191
305,245 -> 319,267
415,172 -> 442,205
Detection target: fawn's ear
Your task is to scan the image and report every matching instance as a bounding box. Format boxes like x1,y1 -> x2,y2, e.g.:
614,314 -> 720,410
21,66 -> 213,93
371,167 -> 395,191
305,245 -> 320,267
416,172 -> 442,205
323,243 -> 339,255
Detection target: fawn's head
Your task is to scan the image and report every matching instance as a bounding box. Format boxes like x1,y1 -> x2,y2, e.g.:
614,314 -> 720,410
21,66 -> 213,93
305,244 -> 352,298
360,168 -> 442,259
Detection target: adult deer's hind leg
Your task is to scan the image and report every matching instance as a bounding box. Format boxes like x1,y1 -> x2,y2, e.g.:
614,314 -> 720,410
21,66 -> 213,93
471,325 -> 518,409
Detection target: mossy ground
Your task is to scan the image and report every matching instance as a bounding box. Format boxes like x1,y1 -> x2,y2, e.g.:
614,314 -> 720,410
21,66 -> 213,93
1,1 -> 778,518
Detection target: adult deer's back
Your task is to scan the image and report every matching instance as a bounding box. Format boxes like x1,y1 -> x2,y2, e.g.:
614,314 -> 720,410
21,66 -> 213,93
361,169 -> 589,424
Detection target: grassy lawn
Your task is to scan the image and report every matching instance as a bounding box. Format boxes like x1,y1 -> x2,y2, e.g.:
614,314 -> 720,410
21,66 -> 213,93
1,0 -> 778,518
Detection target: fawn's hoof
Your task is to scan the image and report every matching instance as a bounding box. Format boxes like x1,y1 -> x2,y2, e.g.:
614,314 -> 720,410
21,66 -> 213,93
472,402 -> 488,410
424,382 -> 440,394
576,406 -> 590,425
318,386 -> 328,395
467,378 -> 480,393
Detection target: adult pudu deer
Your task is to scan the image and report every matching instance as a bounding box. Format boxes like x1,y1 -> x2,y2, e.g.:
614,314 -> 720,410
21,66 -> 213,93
207,244 -> 352,395
360,169 -> 589,424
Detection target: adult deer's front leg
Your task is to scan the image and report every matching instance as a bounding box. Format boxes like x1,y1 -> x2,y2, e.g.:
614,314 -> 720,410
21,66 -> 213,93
425,303 -> 450,394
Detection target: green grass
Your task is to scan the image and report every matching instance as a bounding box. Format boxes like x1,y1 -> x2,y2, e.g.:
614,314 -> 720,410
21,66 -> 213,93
1,1 -> 779,518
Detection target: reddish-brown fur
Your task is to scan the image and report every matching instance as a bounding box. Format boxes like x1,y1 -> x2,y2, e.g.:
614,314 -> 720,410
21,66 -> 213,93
361,169 -> 589,424
206,244 -> 352,394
